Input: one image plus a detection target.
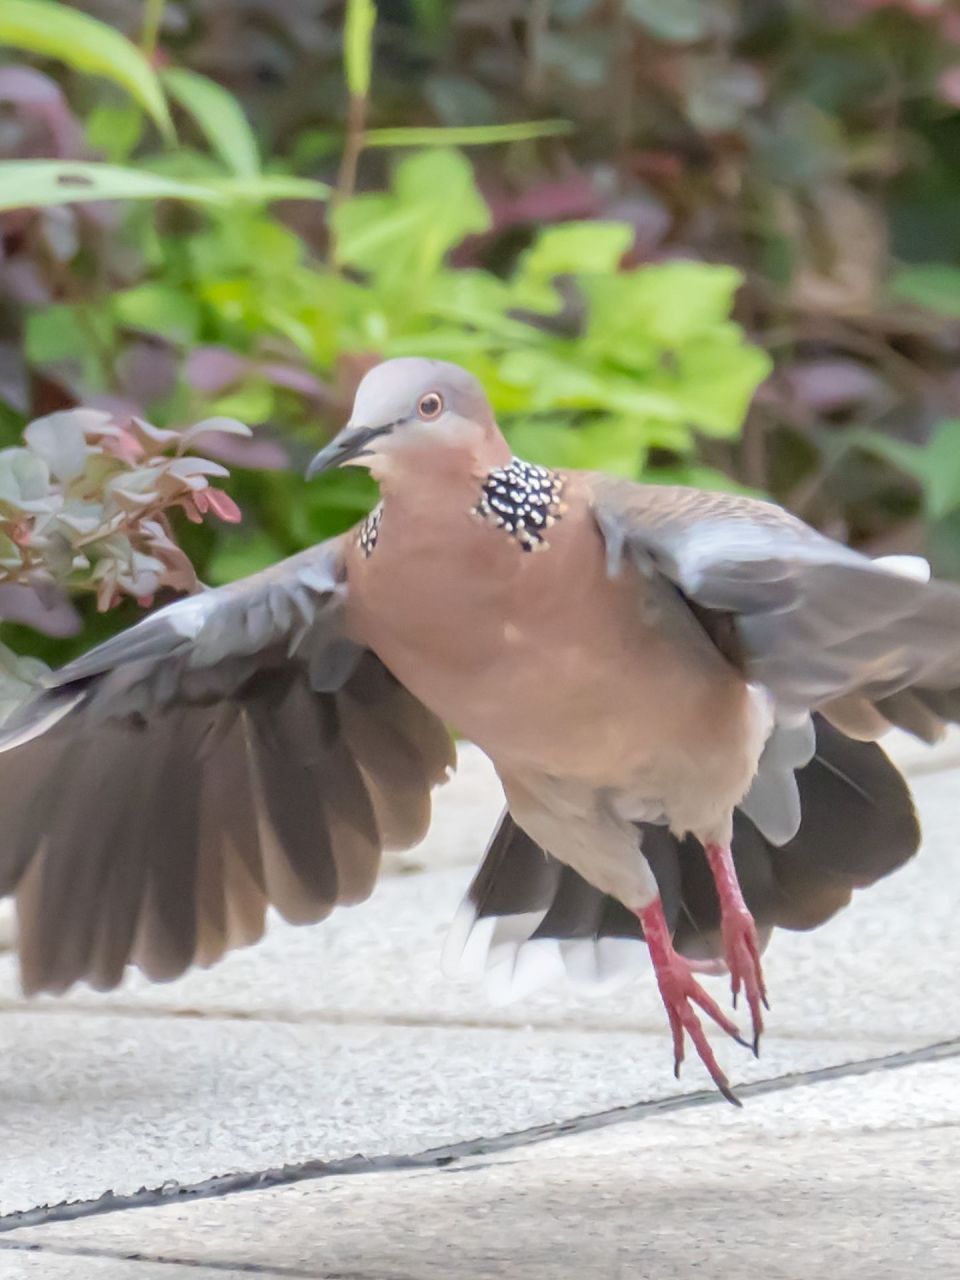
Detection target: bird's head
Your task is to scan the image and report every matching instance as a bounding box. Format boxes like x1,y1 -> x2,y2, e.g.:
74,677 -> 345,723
306,358 -> 508,484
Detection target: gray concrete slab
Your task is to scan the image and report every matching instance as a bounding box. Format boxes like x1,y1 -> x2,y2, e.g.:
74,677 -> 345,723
1,760 -> 958,1220
1,743 -> 958,1267
0,1251 -> 264,1280
0,1009 -> 905,1217
8,1062 -> 960,1280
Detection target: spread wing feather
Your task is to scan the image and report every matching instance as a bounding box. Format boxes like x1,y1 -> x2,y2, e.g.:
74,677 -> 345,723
0,536 -> 455,995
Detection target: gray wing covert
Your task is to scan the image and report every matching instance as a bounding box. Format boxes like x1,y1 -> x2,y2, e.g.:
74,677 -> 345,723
591,475 -> 960,737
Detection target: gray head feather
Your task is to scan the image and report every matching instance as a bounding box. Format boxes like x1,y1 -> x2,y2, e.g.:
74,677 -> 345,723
350,358 -> 494,431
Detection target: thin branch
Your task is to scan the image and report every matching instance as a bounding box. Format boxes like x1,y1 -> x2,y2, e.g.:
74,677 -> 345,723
140,0 -> 167,60
332,91 -> 368,213
524,0 -> 550,103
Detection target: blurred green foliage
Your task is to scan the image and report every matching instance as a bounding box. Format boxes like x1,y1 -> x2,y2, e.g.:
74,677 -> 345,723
4,0 -> 960,671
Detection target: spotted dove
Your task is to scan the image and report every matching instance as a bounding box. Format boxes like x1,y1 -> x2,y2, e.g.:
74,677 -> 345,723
5,356 -> 953,1102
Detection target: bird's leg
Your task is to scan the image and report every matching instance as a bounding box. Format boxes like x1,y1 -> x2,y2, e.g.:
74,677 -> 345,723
636,896 -> 745,1106
703,842 -> 768,1054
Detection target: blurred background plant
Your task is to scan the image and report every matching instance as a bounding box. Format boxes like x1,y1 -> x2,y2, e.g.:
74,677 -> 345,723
3,0 -> 960,688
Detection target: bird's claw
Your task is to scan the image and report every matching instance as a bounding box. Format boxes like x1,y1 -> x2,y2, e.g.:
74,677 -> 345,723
703,842 -> 769,1056
659,955 -> 745,1105
721,907 -> 768,1055
638,899 -> 745,1106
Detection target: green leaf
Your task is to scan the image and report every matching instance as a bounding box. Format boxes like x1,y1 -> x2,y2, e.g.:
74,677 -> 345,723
844,430 -> 932,487
209,382 -> 276,423
0,162 -> 330,213
910,424 -> 960,518
113,284 -> 201,343
925,509 -> 960,581
584,262 -> 744,351
541,31 -> 611,87
0,0 -> 173,139
23,411 -> 88,482
0,639 -> 49,726
208,174 -> 330,202
332,149 -> 489,288
521,222 -> 634,280
426,269 -> 560,334
344,0 -> 377,99
25,306 -> 87,365
0,447 -> 50,508
497,349 -> 692,423
626,0 -> 709,40
85,103 -> 145,164
645,463 -> 763,496
0,161 -> 225,212
890,265 -> 960,317
508,416 -> 648,476
162,67 -> 261,178
853,420 -> 960,519
659,334 -> 772,436
206,530 -> 285,585
684,59 -> 764,134
365,120 -> 573,147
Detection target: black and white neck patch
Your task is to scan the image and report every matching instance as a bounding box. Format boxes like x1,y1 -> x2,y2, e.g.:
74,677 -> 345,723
474,458 -> 565,552
357,502 -> 384,558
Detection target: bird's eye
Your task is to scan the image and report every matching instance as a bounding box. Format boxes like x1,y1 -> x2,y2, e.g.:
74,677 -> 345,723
417,392 -> 444,420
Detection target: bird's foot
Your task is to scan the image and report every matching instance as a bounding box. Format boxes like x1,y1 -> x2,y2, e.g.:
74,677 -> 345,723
704,842 -> 768,1054
637,897 -> 746,1106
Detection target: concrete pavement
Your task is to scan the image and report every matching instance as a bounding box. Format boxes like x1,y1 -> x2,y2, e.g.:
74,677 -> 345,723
0,738 -> 958,1277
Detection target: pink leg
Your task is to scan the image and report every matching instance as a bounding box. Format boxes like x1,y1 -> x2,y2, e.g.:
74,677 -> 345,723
704,842 -> 768,1054
637,897 -> 746,1106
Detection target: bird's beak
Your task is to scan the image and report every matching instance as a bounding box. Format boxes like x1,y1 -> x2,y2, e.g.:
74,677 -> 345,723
305,422 -> 396,479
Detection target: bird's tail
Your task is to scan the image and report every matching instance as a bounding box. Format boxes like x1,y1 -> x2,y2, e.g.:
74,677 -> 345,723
442,716 -> 921,1001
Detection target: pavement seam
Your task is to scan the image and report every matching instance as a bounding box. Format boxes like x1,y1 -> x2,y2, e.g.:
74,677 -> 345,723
0,1240 -> 380,1279
2,1034 -> 958,1238
0,1002 -> 910,1041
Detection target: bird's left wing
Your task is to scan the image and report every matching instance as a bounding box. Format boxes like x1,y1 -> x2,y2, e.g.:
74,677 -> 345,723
0,537 -> 455,995
590,474 -> 960,848
590,474 -> 960,739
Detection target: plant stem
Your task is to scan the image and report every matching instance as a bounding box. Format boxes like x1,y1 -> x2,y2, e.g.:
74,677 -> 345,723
524,0 -> 550,102
140,0 -> 167,60
611,0 -> 635,179
334,92 -> 368,204
329,90 -> 368,262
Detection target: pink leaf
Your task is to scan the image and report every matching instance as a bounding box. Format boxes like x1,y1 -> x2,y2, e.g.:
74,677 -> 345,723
256,362 -> 331,399
0,583 -> 81,636
185,346 -> 249,393
204,488 -> 242,523
187,429 -> 290,472
939,65 -> 960,107
0,67 -> 62,107
99,430 -> 144,465
179,497 -> 204,524
127,417 -> 180,453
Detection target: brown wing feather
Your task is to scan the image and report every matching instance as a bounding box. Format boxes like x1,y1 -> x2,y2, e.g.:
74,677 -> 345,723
0,535 -> 455,996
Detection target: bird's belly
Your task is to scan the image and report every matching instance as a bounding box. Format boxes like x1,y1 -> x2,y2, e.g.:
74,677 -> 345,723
347,533 -> 770,837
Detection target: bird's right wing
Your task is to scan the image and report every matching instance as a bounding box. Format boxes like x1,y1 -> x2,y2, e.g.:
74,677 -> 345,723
0,537 -> 455,995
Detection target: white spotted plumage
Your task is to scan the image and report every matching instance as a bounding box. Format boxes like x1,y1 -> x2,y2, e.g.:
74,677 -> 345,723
474,458 -> 565,552
358,502 -> 384,558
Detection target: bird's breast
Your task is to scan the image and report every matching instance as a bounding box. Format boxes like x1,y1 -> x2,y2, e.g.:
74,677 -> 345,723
343,481 -> 765,820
